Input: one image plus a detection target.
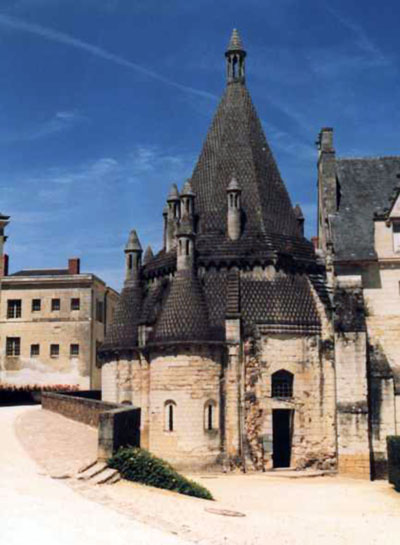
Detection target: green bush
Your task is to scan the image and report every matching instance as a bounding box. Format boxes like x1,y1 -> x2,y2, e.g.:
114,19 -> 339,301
109,447 -> 213,500
387,436 -> 400,491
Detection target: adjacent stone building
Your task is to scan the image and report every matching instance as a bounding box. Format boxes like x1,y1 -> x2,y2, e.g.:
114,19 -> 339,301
99,30 -> 400,478
0,217 -> 119,389
317,128 -> 400,478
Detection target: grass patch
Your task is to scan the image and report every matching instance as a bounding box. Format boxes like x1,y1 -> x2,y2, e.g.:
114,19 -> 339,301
109,447 -> 213,500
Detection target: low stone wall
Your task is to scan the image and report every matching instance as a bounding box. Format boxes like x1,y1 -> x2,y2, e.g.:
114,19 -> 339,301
41,392 -> 141,460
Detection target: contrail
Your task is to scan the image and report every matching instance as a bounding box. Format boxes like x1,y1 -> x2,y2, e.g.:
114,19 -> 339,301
0,13 -> 217,101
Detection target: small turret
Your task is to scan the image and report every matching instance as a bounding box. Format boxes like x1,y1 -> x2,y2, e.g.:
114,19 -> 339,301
225,28 -> 246,84
177,216 -> 195,271
125,229 -> 142,284
180,179 -> 195,218
293,204 -> 305,237
143,245 -> 154,265
227,175 -> 242,240
166,183 -> 180,252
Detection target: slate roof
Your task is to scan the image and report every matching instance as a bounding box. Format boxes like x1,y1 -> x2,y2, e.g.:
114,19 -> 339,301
331,157 -> 400,261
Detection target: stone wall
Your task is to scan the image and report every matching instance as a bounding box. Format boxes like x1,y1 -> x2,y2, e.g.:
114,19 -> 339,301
148,346 -> 222,471
42,391 -> 140,460
244,332 -> 336,471
42,391 -> 119,427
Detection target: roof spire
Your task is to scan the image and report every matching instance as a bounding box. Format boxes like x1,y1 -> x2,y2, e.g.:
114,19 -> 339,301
225,29 -> 246,84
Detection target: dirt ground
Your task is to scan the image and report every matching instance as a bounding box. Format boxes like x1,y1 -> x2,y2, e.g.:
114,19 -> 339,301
13,406 -> 400,545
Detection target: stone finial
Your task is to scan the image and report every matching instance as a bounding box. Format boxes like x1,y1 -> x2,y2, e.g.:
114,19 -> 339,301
293,204 -> 305,237
143,245 -> 154,265
227,28 -> 245,52
180,178 -> 195,197
225,29 -> 246,84
167,183 -> 180,201
125,229 -> 142,252
227,174 -> 241,192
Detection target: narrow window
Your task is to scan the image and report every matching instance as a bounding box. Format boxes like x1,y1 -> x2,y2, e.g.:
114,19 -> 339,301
271,370 -> 294,398
96,300 -> 104,323
71,298 -> 80,311
30,344 -> 40,357
50,344 -> 59,358
164,401 -> 176,432
70,344 -> 79,356
204,400 -> 216,431
31,299 -> 41,312
185,239 -> 190,255
128,254 -> 133,269
6,337 -> 20,356
7,300 -> 21,319
51,298 -> 60,311
393,223 -> 400,253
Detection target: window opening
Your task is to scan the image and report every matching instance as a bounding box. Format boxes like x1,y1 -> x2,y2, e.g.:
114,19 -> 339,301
6,337 -> 20,356
51,298 -> 60,311
30,344 -> 40,357
50,344 -> 60,357
71,298 -> 80,311
7,300 -> 21,319
271,370 -> 293,398
31,299 -> 41,312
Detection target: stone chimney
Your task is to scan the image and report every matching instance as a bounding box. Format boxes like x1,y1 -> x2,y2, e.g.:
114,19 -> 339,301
68,257 -> 80,275
227,175 -> 242,240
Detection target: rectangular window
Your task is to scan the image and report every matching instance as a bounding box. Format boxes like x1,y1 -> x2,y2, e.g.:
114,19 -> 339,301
51,298 -> 60,311
7,299 -> 21,319
30,344 -> 40,357
31,299 -> 41,312
6,337 -> 20,356
96,300 -> 104,323
50,344 -> 59,357
393,223 -> 400,253
70,343 -> 79,356
71,298 -> 80,311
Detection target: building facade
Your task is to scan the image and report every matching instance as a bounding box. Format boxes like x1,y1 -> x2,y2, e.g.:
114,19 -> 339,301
0,220 -> 119,389
100,30 -> 399,477
317,128 -> 400,478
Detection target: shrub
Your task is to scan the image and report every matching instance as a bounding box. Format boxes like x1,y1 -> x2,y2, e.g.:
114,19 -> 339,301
387,436 -> 400,491
109,447 -> 213,500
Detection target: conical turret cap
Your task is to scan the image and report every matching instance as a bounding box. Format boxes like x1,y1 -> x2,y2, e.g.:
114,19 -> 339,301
143,245 -> 154,264
125,229 -> 142,252
227,28 -> 245,52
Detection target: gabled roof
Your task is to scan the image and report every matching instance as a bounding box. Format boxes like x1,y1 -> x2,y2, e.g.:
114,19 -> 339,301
331,157 -> 400,261
190,80 -> 300,240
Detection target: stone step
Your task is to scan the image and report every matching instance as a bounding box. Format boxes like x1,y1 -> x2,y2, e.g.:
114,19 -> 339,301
91,467 -> 120,485
107,472 -> 121,485
77,461 -> 107,480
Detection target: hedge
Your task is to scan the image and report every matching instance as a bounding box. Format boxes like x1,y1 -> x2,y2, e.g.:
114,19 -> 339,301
387,436 -> 400,491
109,447 -> 213,500
0,384 -> 79,406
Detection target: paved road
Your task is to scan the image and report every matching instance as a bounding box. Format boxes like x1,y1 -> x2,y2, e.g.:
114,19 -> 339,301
0,405 -> 189,545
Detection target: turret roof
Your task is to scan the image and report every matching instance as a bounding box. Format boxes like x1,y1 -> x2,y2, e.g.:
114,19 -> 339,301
227,28 -> 244,52
167,183 -> 180,201
125,229 -> 142,252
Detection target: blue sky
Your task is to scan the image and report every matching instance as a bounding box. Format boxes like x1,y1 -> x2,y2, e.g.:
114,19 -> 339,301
0,0 -> 399,290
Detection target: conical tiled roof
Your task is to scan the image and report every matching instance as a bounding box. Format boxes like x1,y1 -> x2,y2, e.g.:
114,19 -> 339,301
190,81 -> 299,239
100,284 -> 142,351
181,178 -> 195,196
152,269 -> 210,343
125,229 -> 142,252
143,245 -> 154,264
167,183 -> 180,201
227,28 -> 244,52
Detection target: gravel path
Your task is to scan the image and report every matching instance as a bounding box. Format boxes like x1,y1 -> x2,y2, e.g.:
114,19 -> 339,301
11,406 -> 400,545
0,405 -> 189,545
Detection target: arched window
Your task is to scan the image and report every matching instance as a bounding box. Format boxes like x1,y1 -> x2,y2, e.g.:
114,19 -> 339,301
164,400 -> 176,432
204,400 -> 217,431
271,370 -> 294,398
